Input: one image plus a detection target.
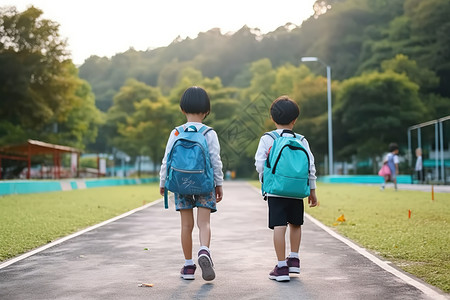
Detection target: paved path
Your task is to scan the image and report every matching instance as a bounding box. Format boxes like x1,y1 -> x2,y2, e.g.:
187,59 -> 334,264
0,182 -> 448,299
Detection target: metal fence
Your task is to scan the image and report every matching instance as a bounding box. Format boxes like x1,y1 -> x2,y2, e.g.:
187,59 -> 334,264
407,115 -> 450,184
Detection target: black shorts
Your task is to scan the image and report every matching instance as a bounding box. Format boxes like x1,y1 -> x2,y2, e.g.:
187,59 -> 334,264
267,196 -> 304,229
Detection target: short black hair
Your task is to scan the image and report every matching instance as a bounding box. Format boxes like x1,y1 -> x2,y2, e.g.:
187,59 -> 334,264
389,143 -> 399,152
180,86 -> 211,114
270,96 -> 300,125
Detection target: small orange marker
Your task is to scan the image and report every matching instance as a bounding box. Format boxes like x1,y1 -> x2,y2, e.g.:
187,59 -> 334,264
336,214 -> 346,222
431,185 -> 434,201
408,210 -> 411,219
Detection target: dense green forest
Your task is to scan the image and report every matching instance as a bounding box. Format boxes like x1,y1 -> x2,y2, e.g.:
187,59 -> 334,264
1,0 -> 449,177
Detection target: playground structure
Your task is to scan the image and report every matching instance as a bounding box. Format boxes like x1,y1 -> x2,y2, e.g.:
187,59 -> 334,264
407,115 -> 450,184
0,140 -> 81,180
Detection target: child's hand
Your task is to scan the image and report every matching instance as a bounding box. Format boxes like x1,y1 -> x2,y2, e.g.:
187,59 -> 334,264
308,189 -> 318,207
215,186 -> 223,203
160,187 -> 165,196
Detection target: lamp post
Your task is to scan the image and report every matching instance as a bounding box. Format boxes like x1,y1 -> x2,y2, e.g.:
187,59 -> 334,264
300,57 -> 333,175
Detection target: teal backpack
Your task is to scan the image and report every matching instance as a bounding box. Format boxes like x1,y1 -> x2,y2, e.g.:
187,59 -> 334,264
164,125 -> 214,208
263,129 -> 310,199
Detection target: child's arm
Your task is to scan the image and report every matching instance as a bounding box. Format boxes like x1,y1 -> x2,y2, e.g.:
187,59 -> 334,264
254,136 -> 271,182
308,189 -> 318,207
159,129 -> 177,195
301,138 -> 317,189
215,186 -> 223,203
206,130 -> 224,188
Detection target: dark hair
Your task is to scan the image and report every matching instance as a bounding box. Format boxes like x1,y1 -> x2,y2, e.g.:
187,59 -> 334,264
180,86 -> 210,114
389,143 -> 399,152
270,96 -> 300,125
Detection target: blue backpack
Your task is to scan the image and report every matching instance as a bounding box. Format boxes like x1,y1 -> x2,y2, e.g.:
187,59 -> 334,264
164,125 -> 214,208
262,129 -> 310,199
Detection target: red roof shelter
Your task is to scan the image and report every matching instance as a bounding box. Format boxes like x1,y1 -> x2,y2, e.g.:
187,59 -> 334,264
0,139 -> 81,179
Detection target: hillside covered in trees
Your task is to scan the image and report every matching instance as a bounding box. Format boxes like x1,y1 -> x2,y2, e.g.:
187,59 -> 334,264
1,0 -> 449,177
79,0 -> 450,111
77,0 -> 449,175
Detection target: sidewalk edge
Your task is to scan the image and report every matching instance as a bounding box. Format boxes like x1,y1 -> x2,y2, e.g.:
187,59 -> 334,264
0,198 -> 163,270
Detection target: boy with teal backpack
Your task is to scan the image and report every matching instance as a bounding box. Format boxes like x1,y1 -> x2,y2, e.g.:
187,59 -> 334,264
255,96 -> 318,282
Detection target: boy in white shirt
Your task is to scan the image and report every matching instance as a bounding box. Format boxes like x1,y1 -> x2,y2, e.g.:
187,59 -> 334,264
255,96 -> 318,282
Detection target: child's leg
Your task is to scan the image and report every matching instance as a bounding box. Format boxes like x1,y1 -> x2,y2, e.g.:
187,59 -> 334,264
197,207 -> 211,247
289,224 -> 302,253
197,207 -> 215,281
180,209 -> 194,260
273,226 -> 287,262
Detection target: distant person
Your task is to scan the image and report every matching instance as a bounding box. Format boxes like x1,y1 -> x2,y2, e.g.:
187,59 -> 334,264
415,148 -> 424,183
255,96 -> 318,282
159,86 -> 224,281
381,143 -> 399,191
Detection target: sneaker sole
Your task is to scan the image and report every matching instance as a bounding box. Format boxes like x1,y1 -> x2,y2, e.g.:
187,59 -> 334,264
180,274 -> 195,280
198,254 -> 215,281
269,275 -> 290,282
289,267 -> 300,273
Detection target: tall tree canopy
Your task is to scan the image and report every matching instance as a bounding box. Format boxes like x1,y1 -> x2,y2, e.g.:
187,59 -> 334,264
3,2 -> 449,176
0,6 -> 102,148
334,71 -> 426,161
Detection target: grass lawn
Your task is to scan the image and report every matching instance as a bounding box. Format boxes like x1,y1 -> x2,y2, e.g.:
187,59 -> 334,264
0,183 -> 161,262
251,181 -> 450,293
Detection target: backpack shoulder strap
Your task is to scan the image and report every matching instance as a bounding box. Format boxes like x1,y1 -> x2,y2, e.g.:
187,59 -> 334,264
198,125 -> 213,136
295,133 -> 305,141
175,125 -> 185,135
263,130 -> 280,140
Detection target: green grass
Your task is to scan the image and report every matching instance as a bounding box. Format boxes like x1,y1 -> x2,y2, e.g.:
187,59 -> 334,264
0,183 -> 161,262
250,181 -> 450,293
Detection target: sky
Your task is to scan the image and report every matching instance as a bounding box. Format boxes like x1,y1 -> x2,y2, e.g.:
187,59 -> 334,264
1,0 -> 316,65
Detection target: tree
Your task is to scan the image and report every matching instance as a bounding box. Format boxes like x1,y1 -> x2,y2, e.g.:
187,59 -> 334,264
106,79 -> 175,170
381,54 -> 439,91
334,71 -> 426,168
0,6 -> 101,148
380,54 -> 450,120
120,98 -> 176,173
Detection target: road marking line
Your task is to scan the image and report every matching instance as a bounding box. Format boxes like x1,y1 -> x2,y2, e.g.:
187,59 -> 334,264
0,199 -> 163,270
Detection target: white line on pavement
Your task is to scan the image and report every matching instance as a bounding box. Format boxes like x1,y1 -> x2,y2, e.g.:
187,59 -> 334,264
0,199 -> 163,270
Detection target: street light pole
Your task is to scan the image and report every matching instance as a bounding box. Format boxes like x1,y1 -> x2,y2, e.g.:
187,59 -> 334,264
301,57 -> 334,175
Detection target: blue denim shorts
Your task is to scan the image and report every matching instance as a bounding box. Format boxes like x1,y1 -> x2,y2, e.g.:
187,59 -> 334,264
174,191 -> 217,213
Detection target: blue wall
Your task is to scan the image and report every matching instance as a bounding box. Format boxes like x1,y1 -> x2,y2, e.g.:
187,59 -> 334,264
318,175 -> 412,184
0,177 -> 158,196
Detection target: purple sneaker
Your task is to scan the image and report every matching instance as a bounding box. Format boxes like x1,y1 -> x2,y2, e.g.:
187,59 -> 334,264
269,265 -> 290,282
286,257 -> 300,273
180,264 -> 196,280
198,249 -> 215,281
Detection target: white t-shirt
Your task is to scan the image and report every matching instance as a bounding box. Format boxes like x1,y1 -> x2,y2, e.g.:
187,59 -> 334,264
159,122 -> 223,188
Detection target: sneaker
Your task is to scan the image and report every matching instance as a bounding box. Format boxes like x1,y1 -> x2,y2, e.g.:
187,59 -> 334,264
268,265 -> 290,282
198,249 -> 215,281
180,264 -> 196,280
286,257 -> 300,273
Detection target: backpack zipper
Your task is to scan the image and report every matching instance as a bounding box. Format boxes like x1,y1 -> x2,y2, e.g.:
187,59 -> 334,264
171,167 -> 204,174
271,145 -> 310,182
167,141 -> 210,178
